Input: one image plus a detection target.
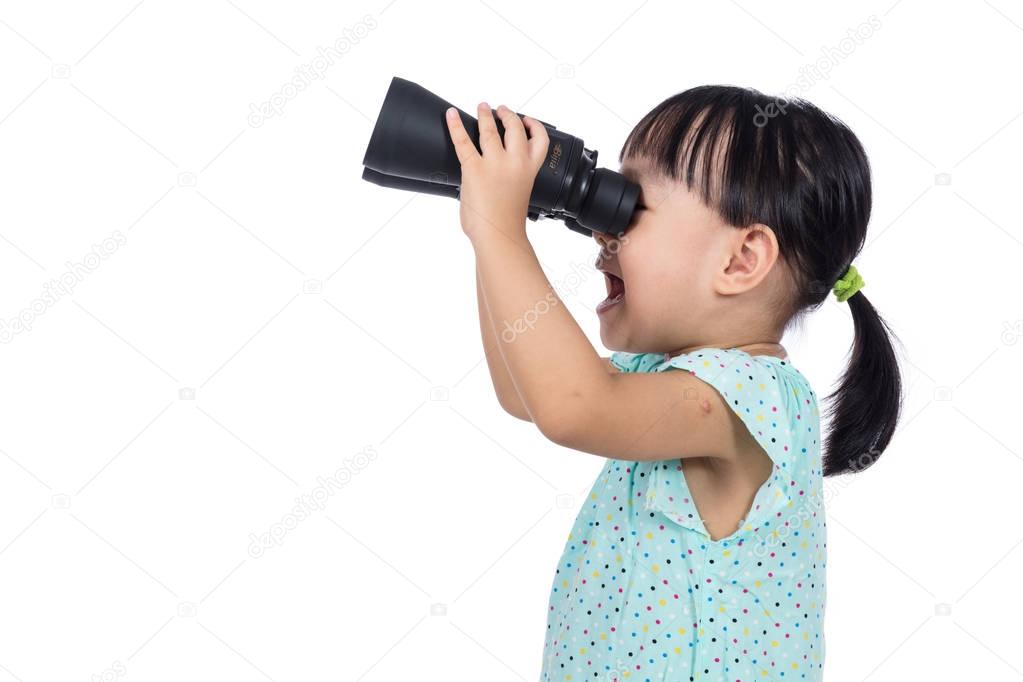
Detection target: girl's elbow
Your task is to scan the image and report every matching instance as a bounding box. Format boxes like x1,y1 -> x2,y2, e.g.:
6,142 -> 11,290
534,402 -> 585,447
501,401 -> 533,422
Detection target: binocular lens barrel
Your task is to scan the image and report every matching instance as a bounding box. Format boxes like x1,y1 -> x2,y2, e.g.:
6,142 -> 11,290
361,77 -> 639,238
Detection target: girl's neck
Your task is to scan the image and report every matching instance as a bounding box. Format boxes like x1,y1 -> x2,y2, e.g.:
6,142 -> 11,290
667,341 -> 788,361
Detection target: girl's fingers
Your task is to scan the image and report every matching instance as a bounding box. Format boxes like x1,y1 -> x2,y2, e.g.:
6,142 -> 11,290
495,105 -> 526,152
445,107 -> 479,165
476,101 -> 500,155
522,116 -> 551,167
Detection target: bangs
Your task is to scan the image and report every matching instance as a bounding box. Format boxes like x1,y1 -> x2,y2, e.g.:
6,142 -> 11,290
618,85 -> 804,230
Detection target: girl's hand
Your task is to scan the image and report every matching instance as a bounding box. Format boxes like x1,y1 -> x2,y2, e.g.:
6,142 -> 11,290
445,102 -> 549,242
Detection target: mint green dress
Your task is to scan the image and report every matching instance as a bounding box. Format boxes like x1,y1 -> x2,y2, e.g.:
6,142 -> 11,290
540,347 -> 827,681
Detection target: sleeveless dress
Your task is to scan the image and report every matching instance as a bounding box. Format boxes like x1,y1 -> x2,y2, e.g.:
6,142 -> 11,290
540,347 -> 827,681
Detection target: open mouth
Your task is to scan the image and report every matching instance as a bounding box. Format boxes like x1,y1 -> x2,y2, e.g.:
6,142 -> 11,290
597,271 -> 625,314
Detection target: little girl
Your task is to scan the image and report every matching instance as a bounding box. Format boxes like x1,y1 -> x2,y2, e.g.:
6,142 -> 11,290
445,85 -> 903,682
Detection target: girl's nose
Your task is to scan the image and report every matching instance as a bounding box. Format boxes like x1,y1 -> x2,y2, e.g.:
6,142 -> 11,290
593,231 -> 621,266
594,231 -> 621,254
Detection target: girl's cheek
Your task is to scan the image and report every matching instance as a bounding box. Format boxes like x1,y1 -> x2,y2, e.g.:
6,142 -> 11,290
645,267 -> 677,293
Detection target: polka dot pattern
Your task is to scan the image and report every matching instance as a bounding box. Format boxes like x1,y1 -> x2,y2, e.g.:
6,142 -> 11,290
540,347 -> 827,681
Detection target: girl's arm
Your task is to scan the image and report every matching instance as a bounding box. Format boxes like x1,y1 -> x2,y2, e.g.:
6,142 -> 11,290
476,263 -> 531,421
448,102 -> 743,464
477,262 -> 620,422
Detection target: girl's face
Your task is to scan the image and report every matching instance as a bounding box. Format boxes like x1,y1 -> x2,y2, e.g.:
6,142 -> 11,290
592,155 -> 735,354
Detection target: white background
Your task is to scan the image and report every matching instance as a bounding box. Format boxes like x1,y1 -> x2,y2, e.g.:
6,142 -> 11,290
1,0 -> 1021,680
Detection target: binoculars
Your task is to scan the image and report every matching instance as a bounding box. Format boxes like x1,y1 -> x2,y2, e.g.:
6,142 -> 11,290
361,76 -> 640,238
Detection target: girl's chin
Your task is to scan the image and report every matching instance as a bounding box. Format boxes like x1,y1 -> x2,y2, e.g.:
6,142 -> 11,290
598,321 -> 625,348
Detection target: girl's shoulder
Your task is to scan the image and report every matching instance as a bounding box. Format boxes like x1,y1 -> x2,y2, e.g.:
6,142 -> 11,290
618,346 -> 824,529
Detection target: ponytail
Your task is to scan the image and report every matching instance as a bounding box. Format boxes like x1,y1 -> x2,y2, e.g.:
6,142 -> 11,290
821,290 -> 904,476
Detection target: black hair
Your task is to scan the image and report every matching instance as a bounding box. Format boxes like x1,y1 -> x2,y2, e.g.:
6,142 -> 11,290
619,85 -> 903,476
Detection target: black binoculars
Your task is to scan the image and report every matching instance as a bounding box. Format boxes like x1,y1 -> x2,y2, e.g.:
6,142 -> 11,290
361,76 -> 640,238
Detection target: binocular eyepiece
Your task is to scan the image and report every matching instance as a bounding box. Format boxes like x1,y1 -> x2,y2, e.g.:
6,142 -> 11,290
361,77 -> 640,238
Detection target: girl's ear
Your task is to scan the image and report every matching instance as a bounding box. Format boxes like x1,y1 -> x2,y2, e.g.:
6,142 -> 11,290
715,224 -> 780,296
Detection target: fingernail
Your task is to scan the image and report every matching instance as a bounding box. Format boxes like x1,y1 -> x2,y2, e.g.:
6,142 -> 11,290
446,107 -> 456,118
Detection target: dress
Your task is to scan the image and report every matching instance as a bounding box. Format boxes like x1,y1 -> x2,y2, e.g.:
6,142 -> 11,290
540,347 -> 827,681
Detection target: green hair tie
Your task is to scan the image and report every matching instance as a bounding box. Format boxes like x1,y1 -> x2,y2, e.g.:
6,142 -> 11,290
832,264 -> 865,302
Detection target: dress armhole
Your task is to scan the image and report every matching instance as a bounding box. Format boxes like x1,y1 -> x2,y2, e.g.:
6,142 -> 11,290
655,348 -> 820,533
